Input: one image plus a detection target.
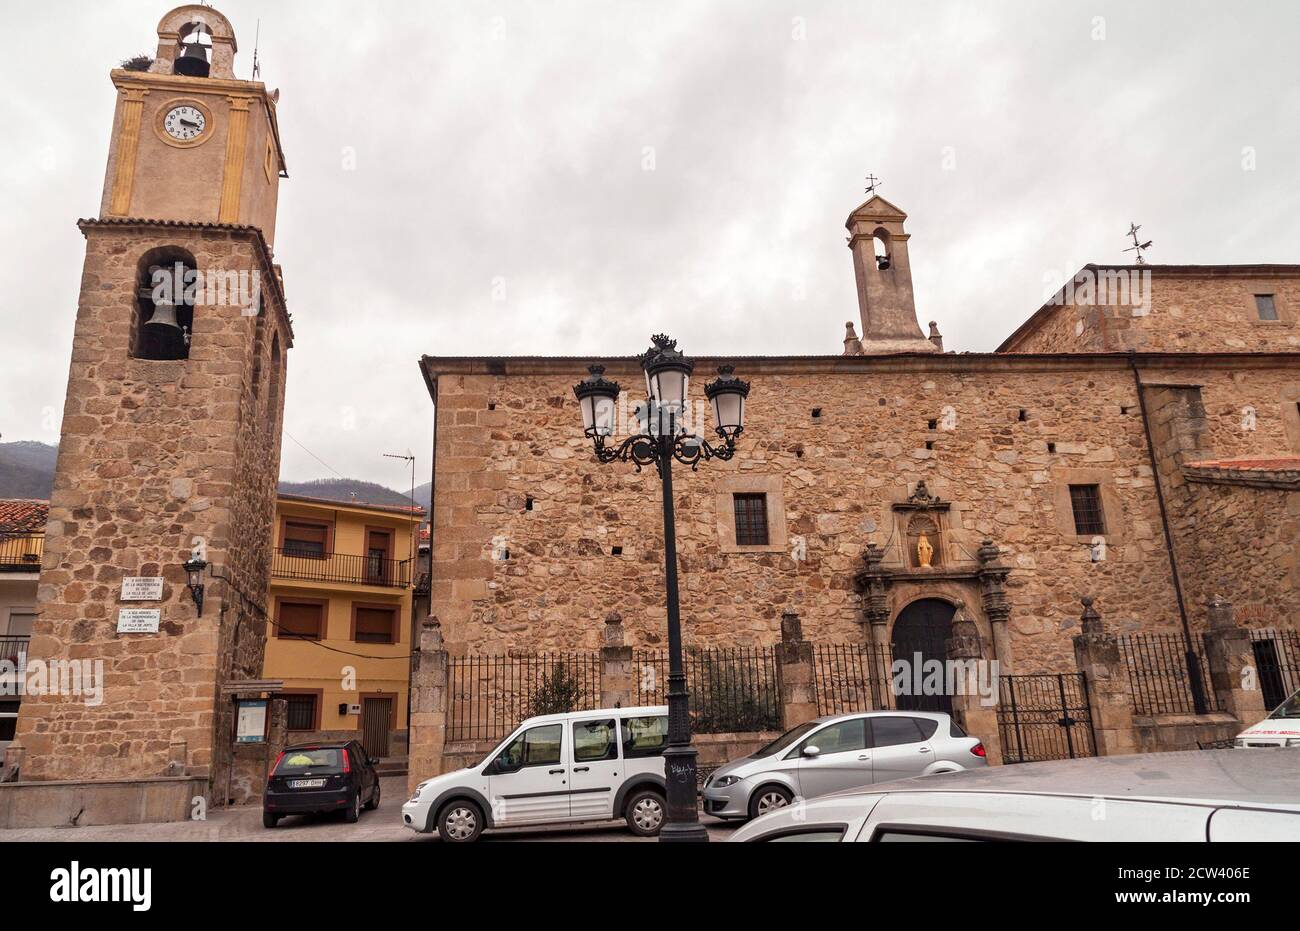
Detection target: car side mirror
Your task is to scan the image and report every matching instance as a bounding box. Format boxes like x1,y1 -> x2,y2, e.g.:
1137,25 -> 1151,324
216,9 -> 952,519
802,745 -> 821,758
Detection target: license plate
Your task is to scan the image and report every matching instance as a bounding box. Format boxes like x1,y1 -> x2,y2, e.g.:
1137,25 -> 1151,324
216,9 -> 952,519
289,778 -> 326,789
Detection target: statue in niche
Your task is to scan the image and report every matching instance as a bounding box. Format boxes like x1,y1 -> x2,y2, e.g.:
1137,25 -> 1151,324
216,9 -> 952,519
906,513 -> 942,569
917,533 -> 934,568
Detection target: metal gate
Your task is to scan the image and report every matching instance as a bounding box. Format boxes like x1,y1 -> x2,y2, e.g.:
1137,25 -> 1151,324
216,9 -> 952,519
997,673 -> 1096,764
1250,630 -> 1300,711
361,696 -> 392,759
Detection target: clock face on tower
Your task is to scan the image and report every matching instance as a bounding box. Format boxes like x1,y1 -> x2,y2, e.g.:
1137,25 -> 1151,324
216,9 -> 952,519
163,105 -> 206,141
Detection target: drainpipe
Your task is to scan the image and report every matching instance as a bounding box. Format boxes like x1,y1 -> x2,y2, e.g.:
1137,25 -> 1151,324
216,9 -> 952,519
1129,354 -> 1210,715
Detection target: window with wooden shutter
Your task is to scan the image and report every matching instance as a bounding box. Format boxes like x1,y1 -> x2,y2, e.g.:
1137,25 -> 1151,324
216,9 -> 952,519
278,601 -> 324,640
283,520 -> 329,558
353,605 -> 397,644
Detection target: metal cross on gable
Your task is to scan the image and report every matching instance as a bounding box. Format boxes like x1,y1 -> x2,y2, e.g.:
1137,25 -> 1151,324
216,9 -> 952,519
1124,222 -> 1153,265
864,173 -> 882,196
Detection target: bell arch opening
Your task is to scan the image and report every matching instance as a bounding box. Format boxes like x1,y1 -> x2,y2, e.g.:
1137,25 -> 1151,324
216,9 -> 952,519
133,246 -> 197,361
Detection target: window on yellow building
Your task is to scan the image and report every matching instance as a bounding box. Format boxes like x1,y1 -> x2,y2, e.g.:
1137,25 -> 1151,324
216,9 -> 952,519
283,520 -> 329,558
353,605 -> 397,644
278,601 -> 324,640
284,694 -> 318,731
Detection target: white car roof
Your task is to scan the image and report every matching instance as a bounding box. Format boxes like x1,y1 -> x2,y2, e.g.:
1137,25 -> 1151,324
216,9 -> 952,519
823,748 -> 1300,810
517,706 -> 667,726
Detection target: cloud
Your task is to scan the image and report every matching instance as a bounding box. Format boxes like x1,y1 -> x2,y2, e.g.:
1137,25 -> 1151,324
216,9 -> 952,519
2,0 -> 1297,488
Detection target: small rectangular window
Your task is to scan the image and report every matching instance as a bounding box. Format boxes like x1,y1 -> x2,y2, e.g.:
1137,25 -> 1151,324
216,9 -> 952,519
1255,294 -> 1279,321
284,694 -> 318,731
733,493 -> 770,546
1068,484 -> 1106,536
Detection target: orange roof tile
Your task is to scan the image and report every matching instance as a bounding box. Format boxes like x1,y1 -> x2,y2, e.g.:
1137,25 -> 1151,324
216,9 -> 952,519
0,499 -> 49,534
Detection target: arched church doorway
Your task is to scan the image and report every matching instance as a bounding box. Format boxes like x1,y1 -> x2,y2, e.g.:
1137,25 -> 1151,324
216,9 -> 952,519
891,598 -> 957,713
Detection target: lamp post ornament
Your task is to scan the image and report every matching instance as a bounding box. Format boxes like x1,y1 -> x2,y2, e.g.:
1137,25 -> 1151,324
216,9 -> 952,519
574,335 -> 750,843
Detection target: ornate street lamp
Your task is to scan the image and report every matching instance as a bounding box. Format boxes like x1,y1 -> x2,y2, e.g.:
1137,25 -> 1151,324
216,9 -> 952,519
574,334 -> 750,843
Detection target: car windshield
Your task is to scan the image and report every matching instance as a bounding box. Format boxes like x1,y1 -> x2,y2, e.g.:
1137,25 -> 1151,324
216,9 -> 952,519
753,721 -> 819,757
1268,690 -> 1300,719
275,748 -> 344,774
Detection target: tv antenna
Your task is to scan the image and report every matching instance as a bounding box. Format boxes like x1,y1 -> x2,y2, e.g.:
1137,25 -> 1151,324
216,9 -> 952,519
251,19 -> 261,80
383,451 -> 419,551
1124,222 -> 1153,265
863,173 -> 882,197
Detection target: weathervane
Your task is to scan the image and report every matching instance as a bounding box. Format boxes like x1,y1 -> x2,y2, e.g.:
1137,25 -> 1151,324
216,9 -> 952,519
1124,222 -> 1153,265
864,173 -> 882,197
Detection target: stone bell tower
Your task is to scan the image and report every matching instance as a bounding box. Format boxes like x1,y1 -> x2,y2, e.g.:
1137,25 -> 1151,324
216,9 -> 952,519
10,4 -> 292,804
844,195 -> 936,353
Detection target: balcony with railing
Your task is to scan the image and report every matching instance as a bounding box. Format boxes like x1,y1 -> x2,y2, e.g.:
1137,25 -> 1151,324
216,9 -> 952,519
271,547 -> 412,589
0,534 -> 43,573
0,635 -> 29,677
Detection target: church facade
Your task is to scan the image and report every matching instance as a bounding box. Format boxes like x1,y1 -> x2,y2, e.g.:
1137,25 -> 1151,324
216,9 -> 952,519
418,196 -> 1300,680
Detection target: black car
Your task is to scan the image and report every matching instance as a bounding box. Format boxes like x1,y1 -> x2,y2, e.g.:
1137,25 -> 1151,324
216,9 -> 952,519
263,740 -> 381,828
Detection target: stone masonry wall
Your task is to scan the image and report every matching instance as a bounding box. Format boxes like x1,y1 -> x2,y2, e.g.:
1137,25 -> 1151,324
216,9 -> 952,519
1174,481 -> 1299,630
426,355 -> 1300,675
14,223 -> 290,785
1006,271 -> 1300,354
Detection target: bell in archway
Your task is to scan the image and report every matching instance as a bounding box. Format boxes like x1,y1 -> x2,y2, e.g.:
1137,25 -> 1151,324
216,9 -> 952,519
144,301 -> 182,332
173,37 -> 210,78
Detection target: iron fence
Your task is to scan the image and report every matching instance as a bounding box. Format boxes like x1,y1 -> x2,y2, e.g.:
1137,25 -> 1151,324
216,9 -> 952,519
997,672 -> 1096,763
812,643 -> 896,715
447,651 -> 602,741
1249,629 -> 1300,711
1118,632 -> 1220,715
633,647 -> 780,733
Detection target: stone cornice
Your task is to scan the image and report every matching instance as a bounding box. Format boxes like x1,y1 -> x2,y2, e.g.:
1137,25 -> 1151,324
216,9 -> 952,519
1184,465 -> 1300,491
420,350 -> 1300,395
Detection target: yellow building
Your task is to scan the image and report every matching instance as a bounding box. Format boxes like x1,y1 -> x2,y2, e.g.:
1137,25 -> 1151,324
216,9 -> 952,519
264,494 -> 423,760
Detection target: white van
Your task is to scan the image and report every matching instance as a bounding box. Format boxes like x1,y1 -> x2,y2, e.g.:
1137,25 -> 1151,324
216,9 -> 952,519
1235,688 -> 1300,748
402,706 -> 669,842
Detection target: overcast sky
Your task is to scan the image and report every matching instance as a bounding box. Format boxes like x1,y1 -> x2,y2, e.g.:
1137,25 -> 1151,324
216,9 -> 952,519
2,1 -> 1297,488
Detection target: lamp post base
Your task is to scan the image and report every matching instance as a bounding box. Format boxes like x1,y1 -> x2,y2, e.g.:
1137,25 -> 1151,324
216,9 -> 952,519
658,742 -> 710,843
659,820 -> 712,843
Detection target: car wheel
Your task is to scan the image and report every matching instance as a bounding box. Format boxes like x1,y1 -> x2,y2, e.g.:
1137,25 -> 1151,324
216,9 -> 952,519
343,791 -> 361,824
262,812 -> 279,829
624,788 -> 666,837
748,785 -> 793,820
364,782 -> 380,811
438,800 -> 483,843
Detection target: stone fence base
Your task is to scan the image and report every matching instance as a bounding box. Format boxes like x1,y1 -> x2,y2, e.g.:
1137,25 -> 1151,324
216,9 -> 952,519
0,776 -> 209,829
1134,712 -> 1241,754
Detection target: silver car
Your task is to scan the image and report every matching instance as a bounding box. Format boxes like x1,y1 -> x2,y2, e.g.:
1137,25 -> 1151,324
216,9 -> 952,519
728,748 -> 1300,842
701,710 -> 987,820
